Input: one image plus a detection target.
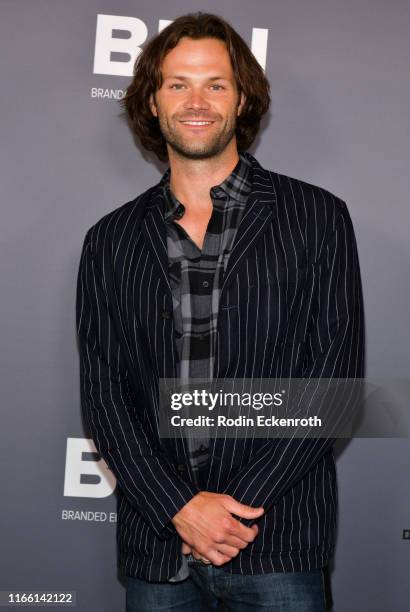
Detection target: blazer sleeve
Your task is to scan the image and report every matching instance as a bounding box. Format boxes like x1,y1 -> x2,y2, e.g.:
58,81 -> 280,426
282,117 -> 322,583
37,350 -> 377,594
222,202 -> 365,515
76,231 -> 200,538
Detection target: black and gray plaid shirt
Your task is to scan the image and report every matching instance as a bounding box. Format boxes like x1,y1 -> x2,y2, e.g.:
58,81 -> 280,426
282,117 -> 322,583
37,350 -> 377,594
158,152 -> 253,581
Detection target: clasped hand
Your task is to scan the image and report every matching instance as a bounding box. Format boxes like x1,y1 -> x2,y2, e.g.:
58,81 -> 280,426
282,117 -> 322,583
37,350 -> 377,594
171,491 -> 264,566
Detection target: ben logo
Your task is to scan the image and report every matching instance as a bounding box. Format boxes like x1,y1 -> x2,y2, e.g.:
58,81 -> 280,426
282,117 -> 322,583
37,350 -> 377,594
63,437 -> 116,498
93,14 -> 269,76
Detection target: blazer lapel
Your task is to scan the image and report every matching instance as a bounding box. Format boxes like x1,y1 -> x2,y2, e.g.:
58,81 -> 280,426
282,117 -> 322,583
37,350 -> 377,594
140,185 -> 182,384
140,186 -> 173,297
218,154 -> 278,308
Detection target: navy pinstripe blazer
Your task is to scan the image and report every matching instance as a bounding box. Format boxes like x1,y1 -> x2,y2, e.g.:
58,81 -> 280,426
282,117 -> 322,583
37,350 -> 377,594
76,153 -> 365,581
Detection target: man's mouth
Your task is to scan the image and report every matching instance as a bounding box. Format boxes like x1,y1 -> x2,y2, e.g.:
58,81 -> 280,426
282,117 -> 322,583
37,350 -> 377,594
179,120 -> 215,127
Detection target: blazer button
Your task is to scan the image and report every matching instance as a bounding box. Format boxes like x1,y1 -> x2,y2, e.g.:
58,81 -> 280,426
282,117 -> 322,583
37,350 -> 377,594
161,310 -> 172,319
176,463 -> 186,473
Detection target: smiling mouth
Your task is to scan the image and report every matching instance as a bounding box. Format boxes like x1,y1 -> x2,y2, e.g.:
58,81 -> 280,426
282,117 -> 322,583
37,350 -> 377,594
179,120 -> 215,127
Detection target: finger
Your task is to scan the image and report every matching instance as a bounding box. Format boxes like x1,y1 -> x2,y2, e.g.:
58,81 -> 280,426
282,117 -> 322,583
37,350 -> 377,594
212,543 -> 240,558
222,496 -> 264,519
222,517 -> 260,544
189,541 -> 230,566
215,527 -> 253,550
206,549 -> 231,567
249,523 -> 259,537
215,517 -> 256,549
223,535 -> 250,550
181,542 -> 192,554
191,550 -> 203,561
191,549 -> 211,564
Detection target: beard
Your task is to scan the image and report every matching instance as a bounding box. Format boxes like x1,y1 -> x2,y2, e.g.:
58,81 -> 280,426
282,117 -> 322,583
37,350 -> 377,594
155,106 -> 239,160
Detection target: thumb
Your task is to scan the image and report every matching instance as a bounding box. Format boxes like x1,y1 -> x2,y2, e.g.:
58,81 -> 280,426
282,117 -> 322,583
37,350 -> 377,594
223,496 -> 264,519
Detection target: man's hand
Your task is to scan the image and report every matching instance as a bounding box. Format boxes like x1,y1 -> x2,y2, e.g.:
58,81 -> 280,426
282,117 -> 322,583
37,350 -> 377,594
181,541 -> 208,562
171,492 -> 264,566
181,528 -> 258,563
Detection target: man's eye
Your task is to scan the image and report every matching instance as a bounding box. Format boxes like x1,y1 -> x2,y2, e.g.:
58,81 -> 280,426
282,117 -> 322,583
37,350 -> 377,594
169,84 -> 225,90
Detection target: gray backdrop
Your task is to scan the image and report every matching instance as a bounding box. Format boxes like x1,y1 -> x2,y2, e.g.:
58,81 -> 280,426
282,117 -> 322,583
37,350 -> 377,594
1,1 -> 409,610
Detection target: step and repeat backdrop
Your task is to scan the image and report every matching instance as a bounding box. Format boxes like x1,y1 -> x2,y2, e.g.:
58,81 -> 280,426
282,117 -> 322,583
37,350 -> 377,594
1,1 -> 409,610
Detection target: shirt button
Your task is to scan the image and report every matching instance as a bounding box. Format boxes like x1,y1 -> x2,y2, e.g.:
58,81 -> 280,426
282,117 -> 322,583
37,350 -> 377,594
202,280 -> 209,288
174,204 -> 185,219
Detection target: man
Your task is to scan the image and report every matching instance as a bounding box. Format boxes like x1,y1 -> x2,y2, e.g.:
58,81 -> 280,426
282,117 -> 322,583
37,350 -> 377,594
76,12 -> 364,611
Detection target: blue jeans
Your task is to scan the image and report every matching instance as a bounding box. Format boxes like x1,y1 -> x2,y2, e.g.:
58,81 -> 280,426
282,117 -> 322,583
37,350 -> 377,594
126,563 -> 328,611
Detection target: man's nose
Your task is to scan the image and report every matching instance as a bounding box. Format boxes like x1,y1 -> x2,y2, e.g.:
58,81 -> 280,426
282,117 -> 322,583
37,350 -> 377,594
183,90 -> 210,110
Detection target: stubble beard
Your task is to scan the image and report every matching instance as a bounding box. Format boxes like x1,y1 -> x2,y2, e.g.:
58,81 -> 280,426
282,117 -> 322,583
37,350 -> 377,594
155,108 -> 239,160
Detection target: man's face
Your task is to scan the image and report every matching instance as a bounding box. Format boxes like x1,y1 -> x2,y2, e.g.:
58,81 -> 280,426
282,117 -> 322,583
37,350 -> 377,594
149,37 -> 245,160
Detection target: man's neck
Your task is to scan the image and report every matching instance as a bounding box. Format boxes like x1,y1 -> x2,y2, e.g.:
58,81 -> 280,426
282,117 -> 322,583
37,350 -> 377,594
168,144 -> 240,210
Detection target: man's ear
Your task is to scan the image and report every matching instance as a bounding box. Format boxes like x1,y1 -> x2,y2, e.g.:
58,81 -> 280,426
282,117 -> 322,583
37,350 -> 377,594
237,91 -> 246,117
149,93 -> 158,118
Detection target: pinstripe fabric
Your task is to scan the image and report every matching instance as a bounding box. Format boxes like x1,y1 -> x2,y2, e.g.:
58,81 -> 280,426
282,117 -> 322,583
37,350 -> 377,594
76,152 -> 365,581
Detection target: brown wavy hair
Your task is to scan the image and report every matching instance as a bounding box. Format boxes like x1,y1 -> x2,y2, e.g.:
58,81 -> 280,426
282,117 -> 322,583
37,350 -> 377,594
119,12 -> 270,162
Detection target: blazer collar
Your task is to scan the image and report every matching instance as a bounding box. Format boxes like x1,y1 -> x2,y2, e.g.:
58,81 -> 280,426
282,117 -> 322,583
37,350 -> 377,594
140,152 -> 278,311
145,151 -> 277,213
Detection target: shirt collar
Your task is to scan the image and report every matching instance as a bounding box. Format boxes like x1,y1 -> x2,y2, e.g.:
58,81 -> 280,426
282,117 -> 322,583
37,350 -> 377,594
160,151 -> 253,222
